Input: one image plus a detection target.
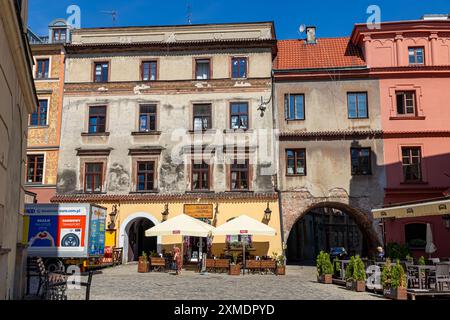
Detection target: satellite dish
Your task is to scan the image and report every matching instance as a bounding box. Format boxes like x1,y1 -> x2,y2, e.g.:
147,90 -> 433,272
299,24 -> 306,34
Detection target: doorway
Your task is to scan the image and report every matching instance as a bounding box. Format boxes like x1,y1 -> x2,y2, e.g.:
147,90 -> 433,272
126,218 -> 157,262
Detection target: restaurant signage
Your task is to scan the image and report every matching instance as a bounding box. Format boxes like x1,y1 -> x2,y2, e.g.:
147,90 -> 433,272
184,204 -> 214,219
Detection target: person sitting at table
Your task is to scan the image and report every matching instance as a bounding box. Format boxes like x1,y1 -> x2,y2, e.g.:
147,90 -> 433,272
376,246 -> 385,262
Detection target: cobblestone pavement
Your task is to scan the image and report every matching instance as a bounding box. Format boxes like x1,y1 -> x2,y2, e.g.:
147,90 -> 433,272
66,264 -> 385,300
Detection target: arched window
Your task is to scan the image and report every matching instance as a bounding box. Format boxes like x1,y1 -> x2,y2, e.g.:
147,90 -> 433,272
404,223 -> 427,248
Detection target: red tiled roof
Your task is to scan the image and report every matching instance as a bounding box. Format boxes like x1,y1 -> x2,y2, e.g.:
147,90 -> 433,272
275,37 -> 366,70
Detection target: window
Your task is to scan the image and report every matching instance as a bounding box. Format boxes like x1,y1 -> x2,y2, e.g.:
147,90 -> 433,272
35,59 -> 49,79
409,47 -> 424,65
230,102 -> 249,129
139,105 -> 157,132
195,59 -> 211,80
396,91 -> 416,116
84,163 -> 103,193
94,62 -> 109,83
230,159 -> 249,190
141,61 -> 157,81
285,94 -> 305,120
286,149 -> 306,176
405,223 -> 427,248
137,161 -> 155,192
351,148 -> 372,175
30,99 -> 48,126
231,57 -> 247,79
52,28 -> 67,43
88,106 -> 106,134
26,155 -> 44,183
348,92 -> 368,119
192,161 -> 210,191
193,104 -> 212,131
402,147 -> 422,182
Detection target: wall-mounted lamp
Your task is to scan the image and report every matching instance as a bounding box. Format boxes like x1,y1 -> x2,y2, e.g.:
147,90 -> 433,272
264,202 -> 272,222
161,204 -> 169,222
258,95 -> 272,117
443,214 -> 450,230
108,204 -> 119,230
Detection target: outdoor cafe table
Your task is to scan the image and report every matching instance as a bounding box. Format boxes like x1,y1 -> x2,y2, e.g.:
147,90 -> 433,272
409,265 -> 436,290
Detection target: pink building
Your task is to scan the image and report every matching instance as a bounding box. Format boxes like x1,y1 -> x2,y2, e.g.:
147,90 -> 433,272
351,17 -> 450,258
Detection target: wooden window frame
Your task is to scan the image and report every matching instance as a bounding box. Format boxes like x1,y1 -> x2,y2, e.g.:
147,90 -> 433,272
30,99 -> 49,127
231,57 -> 248,79
141,60 -> 158,81
396,91 -> 417,116
401,147 -> 423,183
229,102 -> 249,130
88,105 -> 107,134
350,147 -> 372,176
136,161 -> 156,192
347,92 -> 369,119
408,47 -> 425,65
26,154 -> 44,184
230,159 -> 250,191
138,104 -> 157,132
286,149 -> 307,176
193,104 -> 212,131
93,61 -> 110,83
194,58 -> 212,80
52,28 -> 67,43
35,59 -> 50,79
191,160 -> 210,191
285,94 -> 305,121
84,162 -> 104,193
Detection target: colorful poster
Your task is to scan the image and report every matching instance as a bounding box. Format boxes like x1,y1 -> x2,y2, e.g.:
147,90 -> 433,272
88,206 -> 107,256
27,216 -> 58,247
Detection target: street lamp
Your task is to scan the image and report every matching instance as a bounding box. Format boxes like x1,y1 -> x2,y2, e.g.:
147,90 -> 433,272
161,204 -> 169,222
264,203 -> 272,222
108,204 -> 118,230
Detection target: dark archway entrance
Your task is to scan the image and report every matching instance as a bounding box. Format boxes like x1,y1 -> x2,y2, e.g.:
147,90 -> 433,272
287,205 -> 371,264
126,218 -> 157,262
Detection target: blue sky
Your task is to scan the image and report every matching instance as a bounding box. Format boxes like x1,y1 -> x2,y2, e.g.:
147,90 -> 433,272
29,0 -> 449,39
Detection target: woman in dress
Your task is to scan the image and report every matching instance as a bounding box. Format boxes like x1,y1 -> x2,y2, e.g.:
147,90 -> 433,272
173,246 -> 182,275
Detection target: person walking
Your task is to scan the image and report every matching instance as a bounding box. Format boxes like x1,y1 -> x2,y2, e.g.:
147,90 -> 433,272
173,246 -> 182,275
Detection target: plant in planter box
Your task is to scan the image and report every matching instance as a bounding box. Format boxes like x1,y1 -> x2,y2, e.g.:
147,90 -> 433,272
229,253 -> 241,276
273,252 -> 286,276
316,251 -> 333,284
138,251 -> 149,273
381,259 -> 407,300
418,256 -> 426,265
345,255 -> 366,292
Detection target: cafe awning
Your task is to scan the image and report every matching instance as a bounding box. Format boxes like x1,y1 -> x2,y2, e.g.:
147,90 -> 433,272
372,198 -> 450,219
145,214 -> 214,237
212,215 -> 277,236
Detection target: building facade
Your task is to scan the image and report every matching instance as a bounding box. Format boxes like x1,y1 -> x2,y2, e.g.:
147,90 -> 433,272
0,0 -> 37,299
52,22 -> 283,263
274,35 -> 385,262
26,19 -> 71,203
351,18 -> 450,258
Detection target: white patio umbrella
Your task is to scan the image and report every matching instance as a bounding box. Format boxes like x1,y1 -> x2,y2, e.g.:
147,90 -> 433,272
212,215 -> 277,275
425,223 -> 437,258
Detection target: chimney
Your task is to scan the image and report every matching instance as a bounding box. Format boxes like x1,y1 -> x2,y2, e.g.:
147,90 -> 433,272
306,26 -> 317,44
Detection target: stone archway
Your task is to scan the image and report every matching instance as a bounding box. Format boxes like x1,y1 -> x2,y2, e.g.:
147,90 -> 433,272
119,212 -> 161,264
282,190 -> 381,259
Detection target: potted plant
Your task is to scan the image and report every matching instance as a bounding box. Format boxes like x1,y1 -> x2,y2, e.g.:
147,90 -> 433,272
138,251 -> 149,273
316,251 -> 333,284
418,256 -> 426,265
273,252 -> 286,276
345,255 -> 366,292
229,253 -> 241,276
381,259 -> 407,300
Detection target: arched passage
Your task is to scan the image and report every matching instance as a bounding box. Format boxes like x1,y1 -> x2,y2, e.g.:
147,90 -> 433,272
119,212 -> 161,264
286,202 -> 380,264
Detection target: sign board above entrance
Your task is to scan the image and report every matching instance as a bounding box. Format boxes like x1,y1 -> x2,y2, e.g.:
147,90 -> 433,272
184,204 -> 214,219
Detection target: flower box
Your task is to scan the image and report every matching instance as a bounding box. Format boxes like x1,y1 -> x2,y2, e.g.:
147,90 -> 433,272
276,266 -> 286,276
383,287 -> 407,300
317,274 -> 333,284
229,264 -> 241,276
346,280 -> 366,292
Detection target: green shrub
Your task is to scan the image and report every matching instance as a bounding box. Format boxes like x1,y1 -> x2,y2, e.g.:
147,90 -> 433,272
381,259 -> 406,289
418,256 -> 426,265
345,255 -> 366,281
316,251 -> 333,276
386,242 -> 410,260
333,257 -> 341,275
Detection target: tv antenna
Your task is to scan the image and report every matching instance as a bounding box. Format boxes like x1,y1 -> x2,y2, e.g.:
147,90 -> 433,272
101,10 -> 118,26
186,2 -> 192,24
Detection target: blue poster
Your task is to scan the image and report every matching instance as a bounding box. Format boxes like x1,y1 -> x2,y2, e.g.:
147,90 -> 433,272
89,207 -> 106,256
28,216 -> 58,247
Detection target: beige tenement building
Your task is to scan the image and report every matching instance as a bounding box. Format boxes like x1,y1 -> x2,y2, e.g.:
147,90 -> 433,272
53,22 -> 283,264
0,0 -> 37,299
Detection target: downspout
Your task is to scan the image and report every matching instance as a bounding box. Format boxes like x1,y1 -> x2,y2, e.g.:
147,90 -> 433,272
270,69 -> 286,257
